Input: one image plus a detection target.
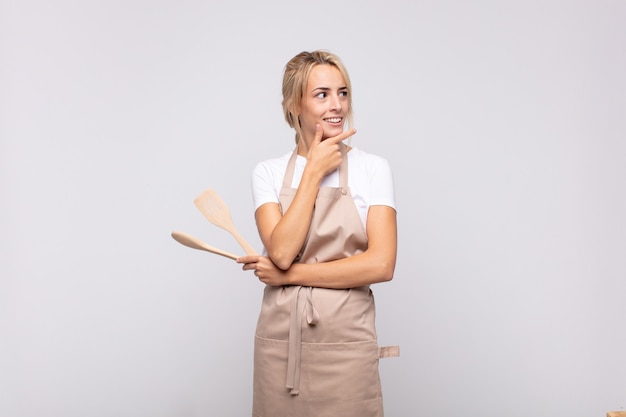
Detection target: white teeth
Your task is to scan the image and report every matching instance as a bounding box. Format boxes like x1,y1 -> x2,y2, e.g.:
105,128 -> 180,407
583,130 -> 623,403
325,118 -> 342,123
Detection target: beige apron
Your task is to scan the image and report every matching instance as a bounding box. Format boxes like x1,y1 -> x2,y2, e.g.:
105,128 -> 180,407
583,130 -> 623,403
252,144 -> 398,417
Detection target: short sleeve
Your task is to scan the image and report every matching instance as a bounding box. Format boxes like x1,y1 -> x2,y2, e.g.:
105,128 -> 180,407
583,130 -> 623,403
251,160 -> 280,210
369,156 -> 396,210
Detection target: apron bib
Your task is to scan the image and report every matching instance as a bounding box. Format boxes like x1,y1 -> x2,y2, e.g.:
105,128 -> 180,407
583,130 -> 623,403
252,144 -> 398,417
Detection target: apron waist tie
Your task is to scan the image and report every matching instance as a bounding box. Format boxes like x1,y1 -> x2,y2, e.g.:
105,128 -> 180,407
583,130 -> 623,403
286,286 -> 319,395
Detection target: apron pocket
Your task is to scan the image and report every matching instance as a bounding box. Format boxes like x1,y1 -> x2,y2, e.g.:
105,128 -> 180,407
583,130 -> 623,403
301,340 -> 383,417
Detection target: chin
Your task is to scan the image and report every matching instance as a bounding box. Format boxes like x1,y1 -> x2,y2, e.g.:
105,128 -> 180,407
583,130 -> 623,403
324,126 -> 345,137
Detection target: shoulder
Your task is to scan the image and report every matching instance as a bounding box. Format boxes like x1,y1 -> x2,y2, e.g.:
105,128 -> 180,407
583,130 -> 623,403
348,147 -> 392,173
252,150 -> 294,209
253,151 -> 293,178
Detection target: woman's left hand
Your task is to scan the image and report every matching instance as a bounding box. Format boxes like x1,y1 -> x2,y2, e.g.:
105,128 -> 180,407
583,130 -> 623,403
237,255 -> 289,286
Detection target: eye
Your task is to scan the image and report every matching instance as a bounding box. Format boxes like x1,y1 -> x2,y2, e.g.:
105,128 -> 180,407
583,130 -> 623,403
315,92 -> 327,99
339,90 -> 349,97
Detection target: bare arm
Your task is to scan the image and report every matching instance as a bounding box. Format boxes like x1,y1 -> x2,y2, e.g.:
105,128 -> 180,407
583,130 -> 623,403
257,125 -> 356,270
239,205 -> 397,289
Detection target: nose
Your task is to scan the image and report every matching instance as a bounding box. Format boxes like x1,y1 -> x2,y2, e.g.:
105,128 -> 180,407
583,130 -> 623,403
329,93 -> 342,111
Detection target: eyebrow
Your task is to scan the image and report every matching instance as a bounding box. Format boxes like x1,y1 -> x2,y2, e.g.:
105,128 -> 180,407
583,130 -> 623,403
311,86 -> 348,93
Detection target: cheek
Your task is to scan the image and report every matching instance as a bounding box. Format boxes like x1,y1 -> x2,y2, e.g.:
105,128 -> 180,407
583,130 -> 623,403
300,106 -> 320,123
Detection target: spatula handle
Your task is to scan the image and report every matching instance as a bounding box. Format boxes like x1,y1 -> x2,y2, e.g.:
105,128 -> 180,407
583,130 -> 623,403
171,231 -> 240,260
230,229 -> 258,256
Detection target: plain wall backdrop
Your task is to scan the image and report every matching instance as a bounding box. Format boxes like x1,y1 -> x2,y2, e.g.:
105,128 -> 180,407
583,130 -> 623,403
1,1 -> 625,416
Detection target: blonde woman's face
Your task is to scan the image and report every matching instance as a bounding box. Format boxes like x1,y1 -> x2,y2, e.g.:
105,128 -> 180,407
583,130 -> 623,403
298,64 -> 349,142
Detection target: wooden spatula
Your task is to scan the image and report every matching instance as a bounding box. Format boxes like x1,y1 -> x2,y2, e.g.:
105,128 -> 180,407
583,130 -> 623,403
171,230 -> 240,260
193,188 -> 258,255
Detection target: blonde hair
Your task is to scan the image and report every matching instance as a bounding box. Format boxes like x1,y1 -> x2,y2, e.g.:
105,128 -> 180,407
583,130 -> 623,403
281,50 -> 354,143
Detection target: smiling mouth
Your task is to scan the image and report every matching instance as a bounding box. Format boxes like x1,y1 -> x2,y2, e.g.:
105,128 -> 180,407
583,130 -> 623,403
324,117 -> 343,123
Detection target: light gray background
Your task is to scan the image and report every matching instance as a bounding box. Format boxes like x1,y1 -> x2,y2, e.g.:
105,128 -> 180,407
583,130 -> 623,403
1,1 -> 625,416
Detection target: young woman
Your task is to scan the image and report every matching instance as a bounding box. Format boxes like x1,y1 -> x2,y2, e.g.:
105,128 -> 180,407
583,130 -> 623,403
237,50 -> 398,417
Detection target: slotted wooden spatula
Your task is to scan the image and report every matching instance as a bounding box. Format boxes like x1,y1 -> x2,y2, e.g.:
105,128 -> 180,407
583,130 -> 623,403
194,188 -> 258,255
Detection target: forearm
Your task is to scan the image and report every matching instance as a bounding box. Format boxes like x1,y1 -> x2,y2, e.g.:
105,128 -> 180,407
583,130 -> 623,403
284,205 -> 397,288
284,250 -> 395,289
243,206 -> 398,288
260,166 -> 325,269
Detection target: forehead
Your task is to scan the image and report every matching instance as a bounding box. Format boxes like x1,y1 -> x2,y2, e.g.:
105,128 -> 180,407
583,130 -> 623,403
307,64 -> 346,89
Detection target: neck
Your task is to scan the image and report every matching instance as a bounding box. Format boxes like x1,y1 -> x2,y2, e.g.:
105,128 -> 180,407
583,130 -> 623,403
296,132 -> 314,157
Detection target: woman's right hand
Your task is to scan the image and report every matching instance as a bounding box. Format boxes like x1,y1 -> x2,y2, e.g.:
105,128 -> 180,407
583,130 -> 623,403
305,124 -> 356,178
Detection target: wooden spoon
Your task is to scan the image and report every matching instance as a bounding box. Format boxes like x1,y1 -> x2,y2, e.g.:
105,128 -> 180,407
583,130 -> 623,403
171,230 -> 239,260
193,188 -> 258,255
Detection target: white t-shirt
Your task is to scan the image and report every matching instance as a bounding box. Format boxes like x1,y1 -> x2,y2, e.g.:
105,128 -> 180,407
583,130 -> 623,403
251,147 -> 396,228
